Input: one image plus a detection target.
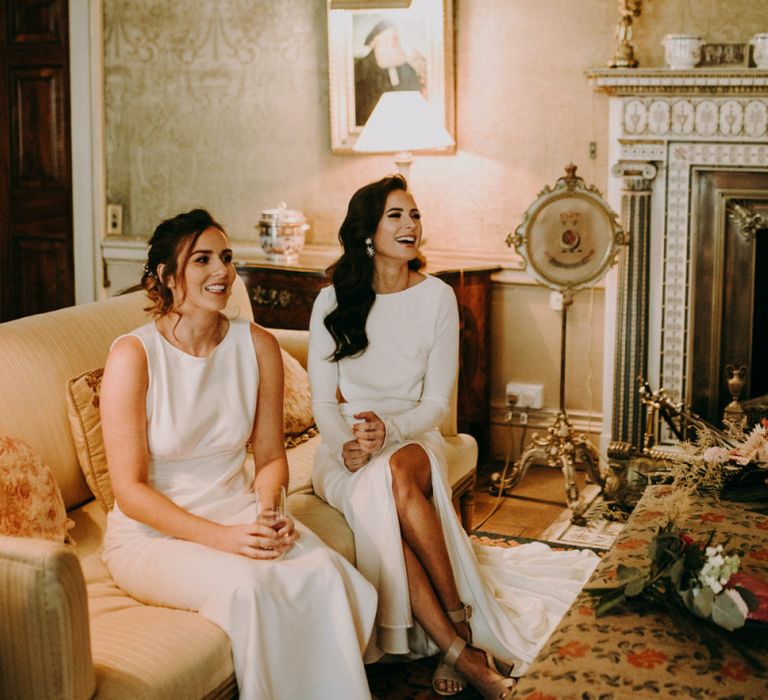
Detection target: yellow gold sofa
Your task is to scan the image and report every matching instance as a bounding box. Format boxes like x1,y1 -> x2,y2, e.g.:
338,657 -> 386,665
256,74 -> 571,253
0,276 -> 477,699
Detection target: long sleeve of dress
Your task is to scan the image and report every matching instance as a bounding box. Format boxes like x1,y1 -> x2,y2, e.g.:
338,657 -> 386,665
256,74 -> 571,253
380,286 -> 458,448
308,289 -> 355,460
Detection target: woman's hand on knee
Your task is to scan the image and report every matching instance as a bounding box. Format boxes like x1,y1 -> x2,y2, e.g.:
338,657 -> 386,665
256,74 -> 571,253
352,411 -> 385,454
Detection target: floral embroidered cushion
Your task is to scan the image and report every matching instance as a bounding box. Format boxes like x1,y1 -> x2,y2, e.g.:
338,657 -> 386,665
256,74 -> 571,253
0,434 -> 73,542
66,349 -> 315,513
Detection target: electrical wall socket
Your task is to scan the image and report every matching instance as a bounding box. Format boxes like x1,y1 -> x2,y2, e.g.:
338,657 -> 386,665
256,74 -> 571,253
506,382 -> 543,409
106,203 -> 123,235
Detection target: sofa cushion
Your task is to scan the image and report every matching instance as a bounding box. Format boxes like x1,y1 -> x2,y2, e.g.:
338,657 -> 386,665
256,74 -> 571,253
284,437 -> 316,497
69,502 -> 235,698
0,434 -> 73,543
287,494 -> 355,563
66,347 -> 316,512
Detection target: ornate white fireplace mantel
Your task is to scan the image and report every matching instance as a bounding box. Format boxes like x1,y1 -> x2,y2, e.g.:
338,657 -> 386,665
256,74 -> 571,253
587,68 -> 768,454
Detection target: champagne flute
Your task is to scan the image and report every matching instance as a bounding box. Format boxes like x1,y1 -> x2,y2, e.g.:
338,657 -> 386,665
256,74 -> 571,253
255,484 -> 287,552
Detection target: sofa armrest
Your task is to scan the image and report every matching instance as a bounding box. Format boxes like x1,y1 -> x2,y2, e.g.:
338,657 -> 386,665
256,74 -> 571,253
0,535 -> 95,700
439,376 -> 459,437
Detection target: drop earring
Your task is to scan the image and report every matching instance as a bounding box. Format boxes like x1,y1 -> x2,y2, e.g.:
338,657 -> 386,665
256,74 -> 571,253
365,237 -> 375,258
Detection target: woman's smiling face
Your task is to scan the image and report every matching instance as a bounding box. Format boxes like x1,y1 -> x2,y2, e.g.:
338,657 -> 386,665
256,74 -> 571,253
171,226 -> 236,312
372,189 -> 422,262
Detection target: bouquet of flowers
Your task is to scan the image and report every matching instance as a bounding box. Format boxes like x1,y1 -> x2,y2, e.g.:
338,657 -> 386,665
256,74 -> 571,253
586,523 -> 768,669
707,418 -> 768,467
703,419 -> 768,511
651,419 -> 768,513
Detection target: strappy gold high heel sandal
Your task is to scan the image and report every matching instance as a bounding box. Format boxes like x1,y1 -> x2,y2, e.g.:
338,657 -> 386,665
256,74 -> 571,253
432,604 -> 473,696
451,602 -> 517,679
436,637 -> 517,700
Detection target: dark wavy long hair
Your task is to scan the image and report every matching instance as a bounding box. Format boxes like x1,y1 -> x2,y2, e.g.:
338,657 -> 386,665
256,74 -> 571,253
142,208 -> 225,317
324,174 -> 424,361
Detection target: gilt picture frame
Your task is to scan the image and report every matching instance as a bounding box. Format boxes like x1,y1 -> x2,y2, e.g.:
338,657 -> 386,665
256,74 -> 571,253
327,0 -> 455,153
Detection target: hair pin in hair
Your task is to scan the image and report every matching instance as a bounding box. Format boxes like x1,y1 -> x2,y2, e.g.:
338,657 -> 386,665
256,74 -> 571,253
143,263 -> 156,278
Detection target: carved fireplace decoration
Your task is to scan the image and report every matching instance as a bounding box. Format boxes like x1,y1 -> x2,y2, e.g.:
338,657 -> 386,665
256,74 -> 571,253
586,67 -> 768,458
728,200 -> 768,241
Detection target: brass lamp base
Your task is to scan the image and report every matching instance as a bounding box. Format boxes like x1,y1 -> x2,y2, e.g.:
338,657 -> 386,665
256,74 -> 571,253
490,411 -> 603,525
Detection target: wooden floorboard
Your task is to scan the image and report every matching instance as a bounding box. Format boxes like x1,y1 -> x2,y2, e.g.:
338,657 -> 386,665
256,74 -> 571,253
470,463 -> 590,540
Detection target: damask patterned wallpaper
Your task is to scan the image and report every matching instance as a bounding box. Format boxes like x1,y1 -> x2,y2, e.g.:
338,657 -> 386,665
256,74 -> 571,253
104,0 -> 768,247
105,0 -> 329,238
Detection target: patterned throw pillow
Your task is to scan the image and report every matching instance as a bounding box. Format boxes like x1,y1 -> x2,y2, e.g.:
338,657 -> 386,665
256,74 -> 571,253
66,368 -> 113,512
0,434 -> 73,542
281,348 -> 315,436
66,348 -> 316,513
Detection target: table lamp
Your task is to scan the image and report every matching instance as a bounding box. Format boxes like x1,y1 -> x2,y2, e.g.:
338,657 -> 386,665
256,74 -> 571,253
353,90 -> 454,179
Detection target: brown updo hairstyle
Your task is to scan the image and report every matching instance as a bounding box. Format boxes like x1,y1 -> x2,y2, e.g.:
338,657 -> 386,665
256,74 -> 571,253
142,208 -> 225,317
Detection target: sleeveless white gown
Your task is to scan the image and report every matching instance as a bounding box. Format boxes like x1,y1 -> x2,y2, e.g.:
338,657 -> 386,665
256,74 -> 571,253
102,318 -> 377,700
309,277 -> 599,674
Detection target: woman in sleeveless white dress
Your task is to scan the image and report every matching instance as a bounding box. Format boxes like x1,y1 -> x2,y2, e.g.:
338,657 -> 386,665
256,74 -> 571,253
308,178 -> 599,700
100,209 -> 377,700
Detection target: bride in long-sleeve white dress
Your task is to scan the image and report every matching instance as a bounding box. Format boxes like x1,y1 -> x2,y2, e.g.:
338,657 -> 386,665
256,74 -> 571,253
309,176 -> 598,700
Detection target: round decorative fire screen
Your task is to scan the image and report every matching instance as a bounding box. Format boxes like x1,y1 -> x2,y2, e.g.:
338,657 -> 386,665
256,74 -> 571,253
507,163 -> 627,294
497,164 -> 628,524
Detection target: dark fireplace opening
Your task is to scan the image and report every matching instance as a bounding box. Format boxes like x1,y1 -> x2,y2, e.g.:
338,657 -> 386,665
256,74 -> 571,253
690,169 -> 768,428
752,234 -> 768,404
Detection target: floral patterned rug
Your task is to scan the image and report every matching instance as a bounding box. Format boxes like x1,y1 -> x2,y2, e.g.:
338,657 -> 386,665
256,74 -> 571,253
364,531 -> 596,699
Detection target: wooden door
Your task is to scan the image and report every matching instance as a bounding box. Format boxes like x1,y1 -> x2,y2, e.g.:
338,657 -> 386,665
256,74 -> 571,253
0,0 -> 73,321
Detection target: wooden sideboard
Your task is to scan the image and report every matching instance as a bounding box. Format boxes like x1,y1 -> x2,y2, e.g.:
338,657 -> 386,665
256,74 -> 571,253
236,251 -> 498,460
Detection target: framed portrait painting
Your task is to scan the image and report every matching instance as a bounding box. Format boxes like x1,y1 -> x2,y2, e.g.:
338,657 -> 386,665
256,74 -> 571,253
327,0 -> 455,153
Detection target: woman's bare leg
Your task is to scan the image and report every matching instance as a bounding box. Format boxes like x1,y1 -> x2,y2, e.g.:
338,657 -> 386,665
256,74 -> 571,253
390,444 -> 465,625
390,444 -> 510,698
401,532 -> 510,699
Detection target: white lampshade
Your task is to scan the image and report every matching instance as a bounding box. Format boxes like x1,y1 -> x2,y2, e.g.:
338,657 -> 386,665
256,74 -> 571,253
353,91 -> 454,177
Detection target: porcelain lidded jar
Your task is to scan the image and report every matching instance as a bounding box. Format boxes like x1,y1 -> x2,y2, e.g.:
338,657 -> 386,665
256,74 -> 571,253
257,203 -> 309,263
663,34 -> 703,69
750,33 -> 768,69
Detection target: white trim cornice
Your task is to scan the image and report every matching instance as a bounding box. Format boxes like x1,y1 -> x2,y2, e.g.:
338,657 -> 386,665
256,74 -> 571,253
586,68 -> 768,96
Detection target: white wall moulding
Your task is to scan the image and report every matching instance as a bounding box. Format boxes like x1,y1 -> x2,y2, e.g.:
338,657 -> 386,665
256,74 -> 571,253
489,405 -> 603,440
586,68 -> 768,96
590,67 -> 768,451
